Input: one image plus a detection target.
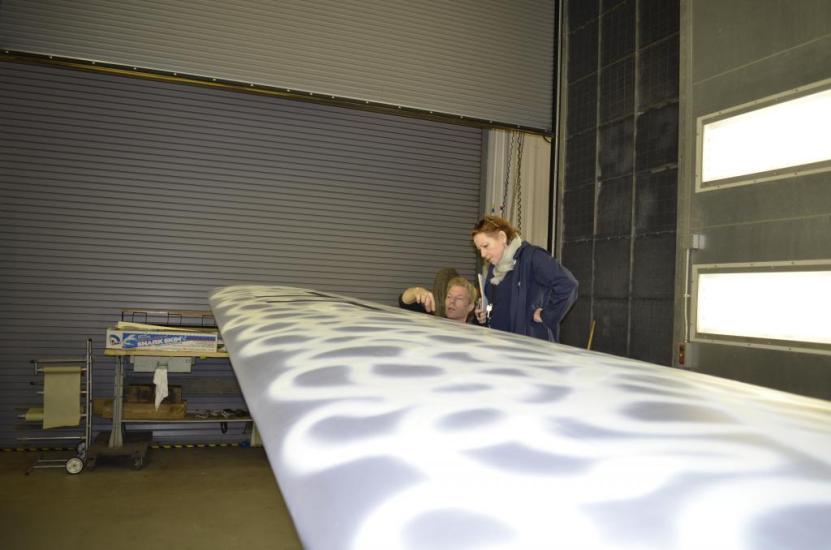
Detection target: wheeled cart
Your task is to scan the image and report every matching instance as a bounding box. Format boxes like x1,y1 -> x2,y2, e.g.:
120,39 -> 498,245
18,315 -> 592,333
20,339 -> 94,475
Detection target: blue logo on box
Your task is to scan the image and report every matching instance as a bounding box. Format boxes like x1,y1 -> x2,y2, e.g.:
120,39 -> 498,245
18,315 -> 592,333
120,332 -> 215,349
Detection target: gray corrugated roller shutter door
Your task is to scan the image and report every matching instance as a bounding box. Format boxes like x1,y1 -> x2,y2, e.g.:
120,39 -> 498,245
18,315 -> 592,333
0,0 -> 554,130
0,62 -> 482,447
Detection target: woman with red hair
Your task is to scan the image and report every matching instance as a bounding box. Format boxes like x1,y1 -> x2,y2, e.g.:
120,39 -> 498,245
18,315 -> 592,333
472,215 -> 578,342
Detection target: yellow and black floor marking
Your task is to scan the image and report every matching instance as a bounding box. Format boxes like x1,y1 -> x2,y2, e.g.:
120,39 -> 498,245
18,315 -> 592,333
151,442 -> 241,449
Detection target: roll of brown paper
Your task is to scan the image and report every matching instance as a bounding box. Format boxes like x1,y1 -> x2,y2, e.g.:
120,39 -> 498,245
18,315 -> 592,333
42,365 -> 82,429
24,407 -> 44,422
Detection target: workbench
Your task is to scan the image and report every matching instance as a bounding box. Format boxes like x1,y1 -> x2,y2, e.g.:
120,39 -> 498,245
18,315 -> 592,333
89,346 -> 254,469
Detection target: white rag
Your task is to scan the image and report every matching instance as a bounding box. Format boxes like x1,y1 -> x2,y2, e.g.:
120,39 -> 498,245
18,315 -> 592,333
153,366 -> 168,410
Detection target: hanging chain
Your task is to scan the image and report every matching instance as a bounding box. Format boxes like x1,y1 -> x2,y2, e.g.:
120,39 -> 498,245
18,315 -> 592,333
513,133 -> 524,233
499,131 -> 524,234
501,132 -> 515,217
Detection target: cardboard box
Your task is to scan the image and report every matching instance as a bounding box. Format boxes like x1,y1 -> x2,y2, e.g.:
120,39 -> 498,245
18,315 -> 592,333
126,384 -> 182,404
131,355 -> 193,373
107,328 -> 217,352
93,398 -> 187,420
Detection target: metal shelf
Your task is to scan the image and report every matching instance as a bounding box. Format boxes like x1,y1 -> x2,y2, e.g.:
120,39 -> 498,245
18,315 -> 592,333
122,415 -> 252,424
105,349 -> 229,358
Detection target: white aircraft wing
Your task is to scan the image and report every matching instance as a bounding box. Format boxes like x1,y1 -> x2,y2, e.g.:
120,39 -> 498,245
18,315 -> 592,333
209,284 -> 831,550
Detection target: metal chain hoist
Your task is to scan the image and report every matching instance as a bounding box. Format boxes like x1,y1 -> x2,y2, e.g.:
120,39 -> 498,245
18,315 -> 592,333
513,133 -> 524,234
497,131 -> 524,234
501,132 -> 515,217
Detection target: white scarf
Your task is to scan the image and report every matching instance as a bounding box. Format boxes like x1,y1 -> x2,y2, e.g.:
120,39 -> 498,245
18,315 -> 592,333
490,236 -> 522,285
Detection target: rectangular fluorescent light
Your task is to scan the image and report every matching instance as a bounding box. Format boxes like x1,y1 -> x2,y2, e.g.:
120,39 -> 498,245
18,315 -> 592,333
696,270 -> 831,346
700,86 -> 831,185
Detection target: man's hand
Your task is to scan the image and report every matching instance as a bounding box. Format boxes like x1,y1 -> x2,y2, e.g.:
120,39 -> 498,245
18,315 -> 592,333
533,308 -> 543,323
402,287 -> 436,313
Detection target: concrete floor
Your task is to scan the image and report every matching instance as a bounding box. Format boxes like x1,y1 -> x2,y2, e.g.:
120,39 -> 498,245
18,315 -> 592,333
0,446 -> 302,550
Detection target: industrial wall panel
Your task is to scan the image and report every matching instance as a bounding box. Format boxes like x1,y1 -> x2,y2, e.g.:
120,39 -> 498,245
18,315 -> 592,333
562,240 -> 595,296
598,116 -> 634,178
632,233 -> 676,299
596,175 -> 633,237
563,185 -> 596,241
690,0 -> 830,83
568,19 -> 599,81
600,0 -> 635,67
0,62 -> 483,447
560,296 -> 592,348
690,35 -> 831,119
638,0 -> 680,47
635,102 -> 678,171
590,297 -> 629,356
565,132 -> 597,187
692,216 -> 831,266
638,34 -> 679,109
594,237 -> 631,299
599,55 -> 635,124
560,0 -> 679,366
692,172 -> 830,229
694,344 -> 831,401
678,0 -> 831,396
635,168 -> 677,235
603,0 -> 628,12
630,298 -> 674,364
0,0 -> 554,130
567,74 -> 599,135
569,0 -> 599,30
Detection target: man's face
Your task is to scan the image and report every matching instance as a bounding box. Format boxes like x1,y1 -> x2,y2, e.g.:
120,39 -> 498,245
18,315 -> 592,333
445,284 -> 474,322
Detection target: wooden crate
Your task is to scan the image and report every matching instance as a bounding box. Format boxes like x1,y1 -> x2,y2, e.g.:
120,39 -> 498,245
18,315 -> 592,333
126,384 -> 182,404
93,398 -> 187,420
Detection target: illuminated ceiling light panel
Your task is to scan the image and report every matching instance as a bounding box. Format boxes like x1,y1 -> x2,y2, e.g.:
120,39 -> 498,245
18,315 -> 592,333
701,88 -> 831,183
696,271 -> 831,344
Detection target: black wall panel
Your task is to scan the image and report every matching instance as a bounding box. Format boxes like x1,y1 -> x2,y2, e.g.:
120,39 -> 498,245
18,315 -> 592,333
635,169 -> 678,234
602,0 -> 627,11
599,117 -> 634,178
560,238 -> 594,344
599,56 -> 635,123
568,75 -> 600,135
632,234 -> 676,299
592,298 -> 629,356
569,20 -> 599,81
560,297 -> 592,347
630,299 -> 674,364
635,103 -> 679,171
600,0 -> 635,67
597,176 -> 634,237
563,185 -> 597,241
594,237 -> 632,298
569,0 -> 599,29
565,132 -> 598,187
562,241 -> 595,295
639,0 -> 681,47
560,0 -> 679,365
639,35 -> 680,108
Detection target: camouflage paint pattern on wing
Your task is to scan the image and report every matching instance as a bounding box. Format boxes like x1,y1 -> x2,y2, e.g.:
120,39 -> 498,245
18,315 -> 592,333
210,285 -> 831,550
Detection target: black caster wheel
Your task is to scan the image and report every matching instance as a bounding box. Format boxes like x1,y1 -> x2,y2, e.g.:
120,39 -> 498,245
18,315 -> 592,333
132,455 -> 144,470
